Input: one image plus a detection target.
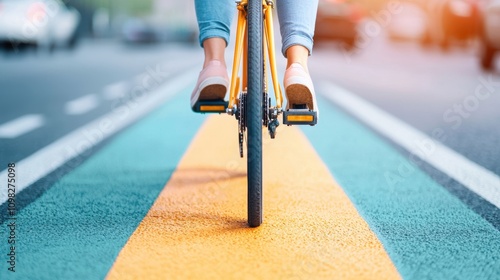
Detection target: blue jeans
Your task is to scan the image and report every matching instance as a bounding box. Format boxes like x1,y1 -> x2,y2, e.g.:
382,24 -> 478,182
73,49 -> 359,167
194,0 -> 318,57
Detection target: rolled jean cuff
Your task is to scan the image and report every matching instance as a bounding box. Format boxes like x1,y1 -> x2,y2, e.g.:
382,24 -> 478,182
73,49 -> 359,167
281,34 -> 314,57
198,26 -> 230,48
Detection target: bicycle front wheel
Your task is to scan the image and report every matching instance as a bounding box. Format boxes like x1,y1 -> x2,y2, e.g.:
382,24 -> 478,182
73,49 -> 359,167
246,0 -> 263,227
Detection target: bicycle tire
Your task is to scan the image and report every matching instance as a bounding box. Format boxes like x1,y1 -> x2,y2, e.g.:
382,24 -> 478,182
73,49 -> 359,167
246,0 -> 263,227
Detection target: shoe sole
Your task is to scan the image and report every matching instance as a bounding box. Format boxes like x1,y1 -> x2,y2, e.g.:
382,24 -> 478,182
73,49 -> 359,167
286,84 -> 313,109
191,77 -> 229,109
285,74 -> 316,111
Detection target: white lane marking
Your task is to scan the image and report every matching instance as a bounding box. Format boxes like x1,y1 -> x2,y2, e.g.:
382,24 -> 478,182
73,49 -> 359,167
0,114 -> 45,138
0,68 -> 198,206
65,94 -> 99,115
103,81 -> 129,100
320,81 -> 500,209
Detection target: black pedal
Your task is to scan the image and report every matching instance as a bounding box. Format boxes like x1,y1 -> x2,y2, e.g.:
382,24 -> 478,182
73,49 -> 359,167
283,109 -> 317,126
192,99 -> 228,114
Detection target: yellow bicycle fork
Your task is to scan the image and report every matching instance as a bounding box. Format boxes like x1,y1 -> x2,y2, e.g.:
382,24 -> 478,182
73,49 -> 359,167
228,0 -> 283,111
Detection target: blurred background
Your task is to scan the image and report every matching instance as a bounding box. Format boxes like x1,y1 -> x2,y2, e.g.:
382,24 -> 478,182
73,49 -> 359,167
0,0 -> 498,66
0,0 -> 499,68
0,0 -> 199,50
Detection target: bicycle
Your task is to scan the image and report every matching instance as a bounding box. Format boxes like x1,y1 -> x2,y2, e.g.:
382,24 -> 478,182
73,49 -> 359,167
192,0 -> 317,227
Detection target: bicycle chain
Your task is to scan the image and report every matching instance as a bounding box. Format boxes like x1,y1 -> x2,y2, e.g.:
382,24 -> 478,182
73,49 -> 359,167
238,93 -> 246,158
262,92 -> 269,127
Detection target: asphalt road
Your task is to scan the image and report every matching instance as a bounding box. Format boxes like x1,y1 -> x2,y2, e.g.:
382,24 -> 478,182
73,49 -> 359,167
0,40 -> 202,166
0,35 -> 499,279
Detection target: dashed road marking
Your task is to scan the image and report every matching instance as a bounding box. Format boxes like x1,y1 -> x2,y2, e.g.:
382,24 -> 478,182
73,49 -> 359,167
65,94 -> 100,115
103,81 -> 129,100
319,81 -> 500,209
0,114 -> 45,138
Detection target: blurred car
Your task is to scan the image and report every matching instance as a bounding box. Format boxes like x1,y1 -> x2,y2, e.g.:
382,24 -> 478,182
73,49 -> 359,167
387,3 -> 428,41
121,18 -> 158,44
479,0 -> 500,69
421,0 -> 480,49
121,18 -> 197,45
314,0 -> 362,50
0,0 -> 80,50
158,27 -> 197,44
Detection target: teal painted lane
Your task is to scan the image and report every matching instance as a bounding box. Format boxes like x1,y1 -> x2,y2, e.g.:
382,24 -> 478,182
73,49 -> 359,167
0,89 -> 206,280
301,95 -> 500,280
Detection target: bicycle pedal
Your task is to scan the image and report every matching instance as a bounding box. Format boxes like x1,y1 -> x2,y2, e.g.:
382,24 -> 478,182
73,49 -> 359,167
192,99 -> 229,114
283,109 -> 317,126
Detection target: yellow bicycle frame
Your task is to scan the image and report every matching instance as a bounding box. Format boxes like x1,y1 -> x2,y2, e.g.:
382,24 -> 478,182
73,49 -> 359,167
228,0 -> 283,110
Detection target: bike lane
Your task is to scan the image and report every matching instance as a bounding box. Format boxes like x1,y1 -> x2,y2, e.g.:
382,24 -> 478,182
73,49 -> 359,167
106,115 -> 400,279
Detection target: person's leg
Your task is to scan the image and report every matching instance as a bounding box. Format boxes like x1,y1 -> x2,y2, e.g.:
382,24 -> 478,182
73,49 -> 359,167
286,45 -> 310,73
195,0 -> 234,66
202,38 -> 227,68
277,0 -> 319,67
277,0 -> 319,112
191,0 -> 235,111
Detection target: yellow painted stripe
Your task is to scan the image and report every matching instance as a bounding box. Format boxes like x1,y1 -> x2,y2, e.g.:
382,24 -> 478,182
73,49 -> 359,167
106,115 -> 401,280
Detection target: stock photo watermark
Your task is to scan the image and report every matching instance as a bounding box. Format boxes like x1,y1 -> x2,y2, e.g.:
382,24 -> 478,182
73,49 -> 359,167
5,163 -> 17,273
